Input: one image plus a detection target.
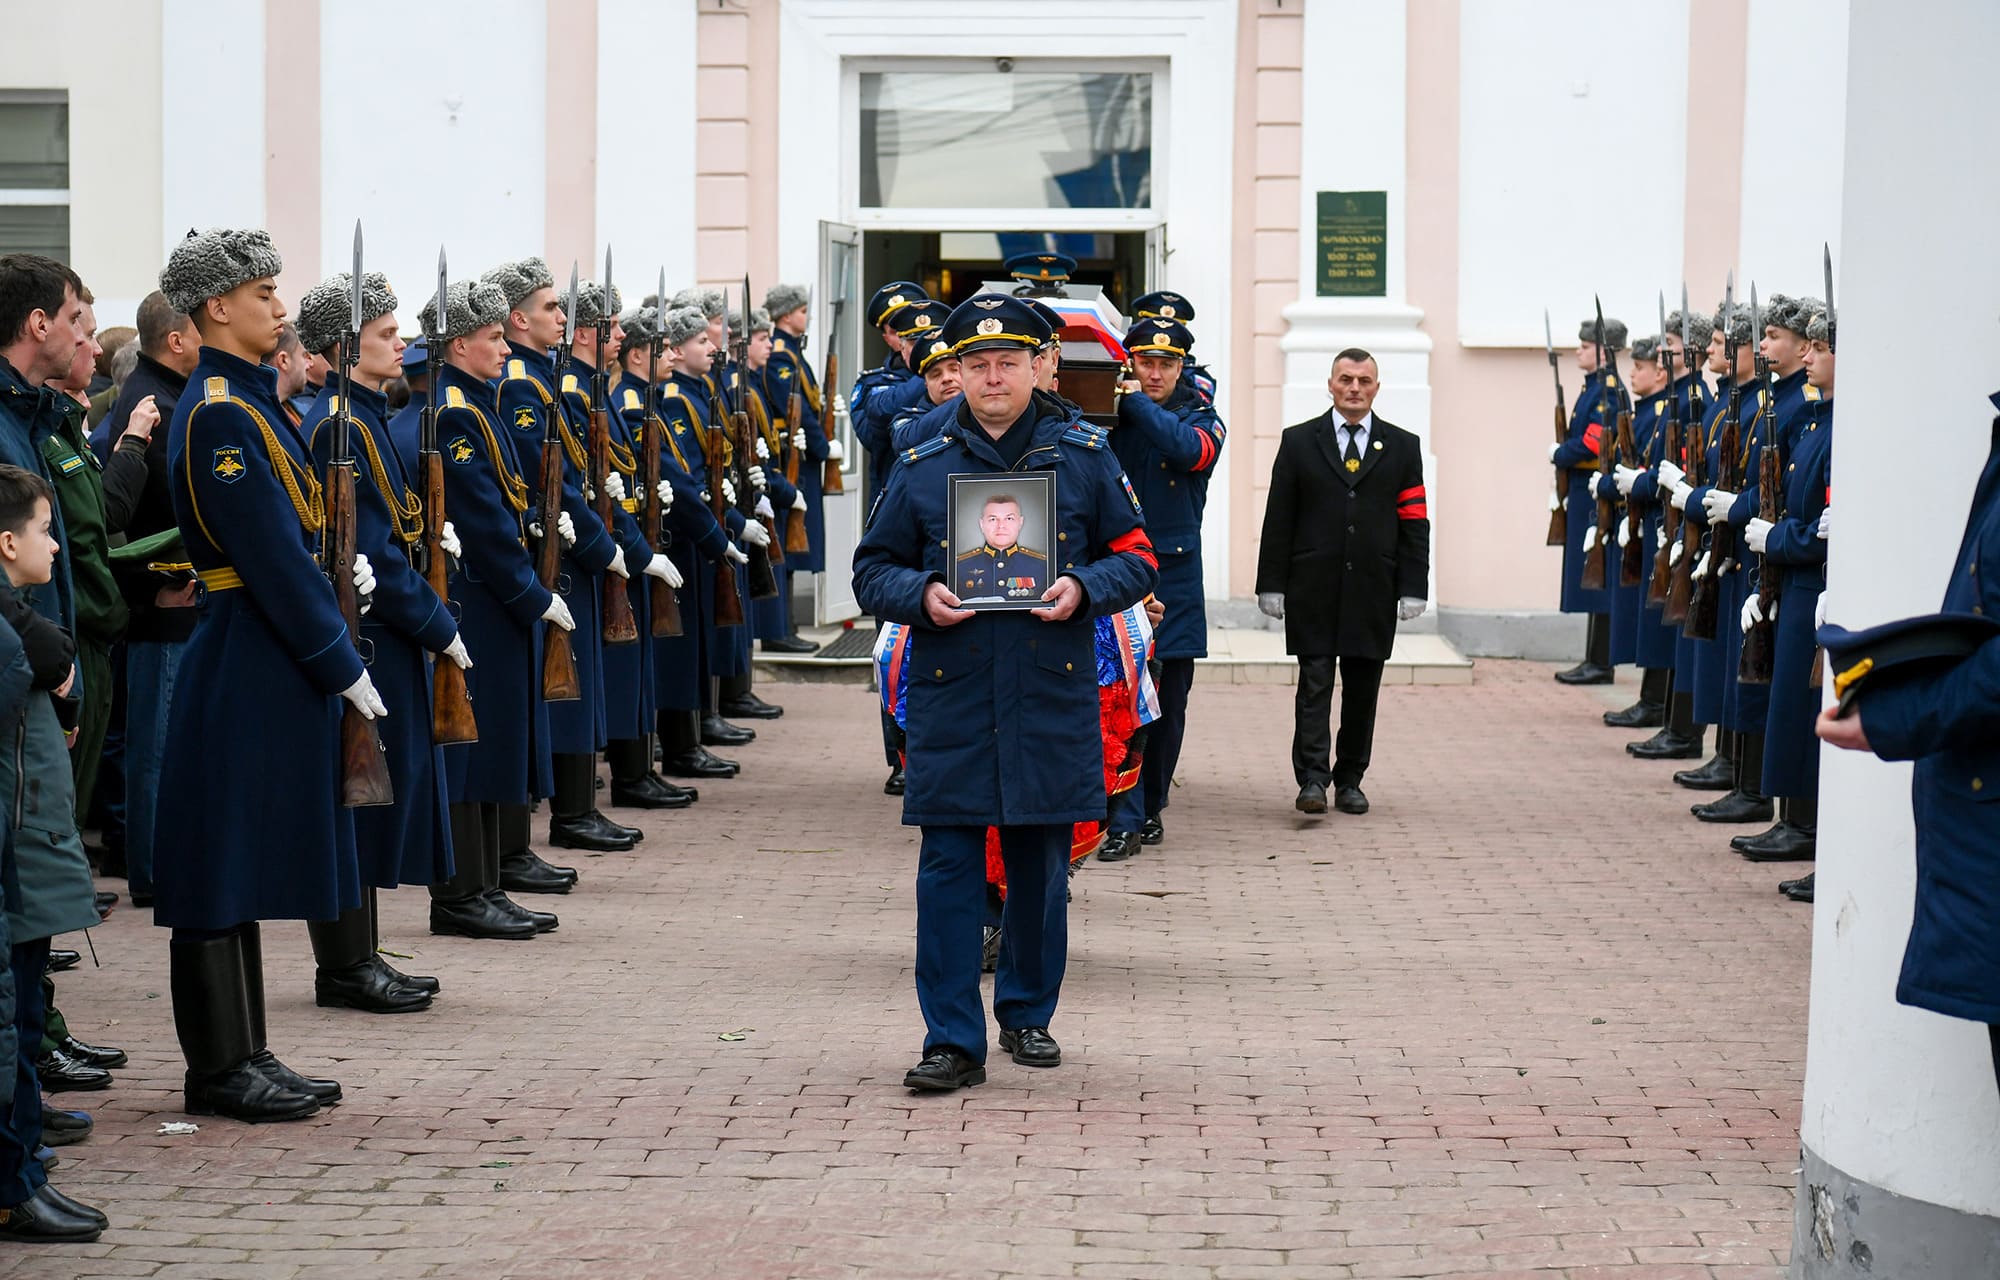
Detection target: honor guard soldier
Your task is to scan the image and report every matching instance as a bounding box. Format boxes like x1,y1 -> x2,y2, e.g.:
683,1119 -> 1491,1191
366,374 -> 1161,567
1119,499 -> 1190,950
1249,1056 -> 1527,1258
405,280 -> 568,941
1129,290 -> 1218,404
732,306 -> 808,659
854,294 -> 1158,1093
851,280 -> 926,512
1005,251 -> 1075,299
297,270 -> 469,1013
153,227 -> 364,1121
1550,314 -> 1628,685
761,282 -> 835,651
1603,334 -> 1675,730
1101,317 -> 1224,857
1760,294 -> 1821,450
486,258 -> 635,868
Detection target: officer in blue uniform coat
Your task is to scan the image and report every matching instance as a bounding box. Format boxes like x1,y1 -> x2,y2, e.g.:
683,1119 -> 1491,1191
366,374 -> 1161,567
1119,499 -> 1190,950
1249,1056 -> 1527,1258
1005,251 -> 1075,299
1129,291 -> 1219,405
296,271 -> 466,1014
762,282 -> 837,632
1759,294 -> 1820,451
1551,316 -> 1628,685
153,227 -> 359,1122
851,280 -> 926,513
405,280 -> 566,943
485,258 -> 630,883
1101,317 -> 1224,859
1816,387 -> 2000,1091
867,302 -> 952,457
855,296 -> 1158,1092
1737,304 -> 1834,869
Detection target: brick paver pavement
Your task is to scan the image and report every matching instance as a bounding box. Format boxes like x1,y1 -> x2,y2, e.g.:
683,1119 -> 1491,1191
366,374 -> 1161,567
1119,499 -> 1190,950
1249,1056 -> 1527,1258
7,660 -> 1807,1279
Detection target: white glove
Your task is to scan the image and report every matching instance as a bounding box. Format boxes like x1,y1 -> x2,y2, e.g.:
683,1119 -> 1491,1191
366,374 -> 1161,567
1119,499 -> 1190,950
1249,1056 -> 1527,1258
1669,482 -> 1692,511
722,476 -> 738,506
1589,473 -> 1613,500
826,437 -> 845,462
1617,518 -> 1632,549
747,464 -> 767,492
1654,524 -> 1666,553
442,635 -> 473,670
792,491 -> 807,512
643,553 -> 683,589
581,480 -> 594,502
657,480 -> 675,510
1670,538 -> 1684,567
1693,551 -> 1711,579
1657,460 -> 1686,490
754,495 -> 775,520
439,520 -> 462,559
352,553 -> 375,615
1581,525 -> 1599,554
1548,490 -> 1563,513
604,471 -> 626,502
724,544 -> 749,565
541,595 -> 576,632
339,671 -> 388,720
1745,517 -> 1772,555
1816,508 -> 1830,540
1701,488 -> 1738,523
1815,592 -> 1828,630
741,520 -> 771,549
1613,464 -> 1641,496
1547,442 -> 1561,463
792,427 -> 807,453
606,547 -> 630,578
1740,593 -> 1775,633
558,510 -> 576,546
1257,592 -> 1284,619
754,434 -> 770,461
1396,596 -> 1425,622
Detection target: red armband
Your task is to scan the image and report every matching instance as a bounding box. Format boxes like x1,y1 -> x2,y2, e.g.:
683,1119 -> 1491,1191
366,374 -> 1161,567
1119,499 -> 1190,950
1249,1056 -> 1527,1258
1396,484 -> 1428,521
1107,526 -> 1158,570
1582,422 -> 1604,454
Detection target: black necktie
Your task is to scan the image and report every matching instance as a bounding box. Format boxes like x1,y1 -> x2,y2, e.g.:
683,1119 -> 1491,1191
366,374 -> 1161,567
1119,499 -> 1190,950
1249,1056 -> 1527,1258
1342,429 -> 1361,471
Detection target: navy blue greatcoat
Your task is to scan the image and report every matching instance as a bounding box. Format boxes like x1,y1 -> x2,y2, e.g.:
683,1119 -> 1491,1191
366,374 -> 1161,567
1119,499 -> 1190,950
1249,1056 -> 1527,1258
763,330 -> 829,571
1758,397 -> 1831,798
697,371 -> 753,683
306,382 -> 456,887
155,347 -> 363,929
566,357 -> 658,741
652,373 -> 740,712
1110,381 -> 1226,660
1552,368 -> 1622,614
1610,391 -> 1667,668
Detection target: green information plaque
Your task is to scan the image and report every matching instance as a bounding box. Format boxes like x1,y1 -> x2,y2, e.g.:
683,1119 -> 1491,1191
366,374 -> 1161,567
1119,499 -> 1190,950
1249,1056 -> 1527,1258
1315,190 -> 1388,298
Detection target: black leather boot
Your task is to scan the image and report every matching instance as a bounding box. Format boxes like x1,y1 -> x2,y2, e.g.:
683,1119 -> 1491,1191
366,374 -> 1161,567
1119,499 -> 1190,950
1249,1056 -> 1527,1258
241,924 -> 343,1104
1673,750 -> 1734,790
661,708 -> 738,776
1556,614 -> 1615,684
431,803 -> 538,939
718,672 -> 784,720
309,904 -> 431,1014
1695,735 -> 1773,822
483,816 -> 557,933
700,713 -> 756,746
365,887 -> 438,995
607,738 -> 694,809
172,931 -> 320,1123
1781,872 -> 1816,901
1604,667 -> 1668,727
548,754 -> 639,851
499,799 -> 582,892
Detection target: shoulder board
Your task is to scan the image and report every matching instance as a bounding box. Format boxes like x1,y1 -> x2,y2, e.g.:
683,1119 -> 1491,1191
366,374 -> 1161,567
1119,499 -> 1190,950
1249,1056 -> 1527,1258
1604,374 -> 1618,389
56,452 -> 85,475
902,433 -> 954,464
1061,424 -> 1107,450
203,376 -> 231,404
561,372 -> 579,395
619,387 -> 640,411
505,358 -> 527,380
659,383 -> 686,403
327,395 -> 342,415
1803,383 -> 1822,401
445,385 -> 468,409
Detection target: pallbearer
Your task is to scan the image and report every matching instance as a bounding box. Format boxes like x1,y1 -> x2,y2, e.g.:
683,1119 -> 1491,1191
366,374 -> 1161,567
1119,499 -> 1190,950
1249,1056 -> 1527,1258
296,265 -> 469,1013
1549,314 -> 1626,685
851,280 -> 925,512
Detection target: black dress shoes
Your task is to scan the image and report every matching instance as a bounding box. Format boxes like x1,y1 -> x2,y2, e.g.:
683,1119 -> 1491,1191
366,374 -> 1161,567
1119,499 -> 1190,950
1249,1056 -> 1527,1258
1603,700 -> 1665,728
1097,832 -> 1140,861
501,848 -> 580,893
185,1059 -> 321,1123
1628,729 -> 1705,759
719,693 -> 784,719
1736,822 -> 1817,861
1553,661 -> 1614,685
998,1026 -> 1061,1068
46,949 -> 79,973
981,925 -> 1002,973
430,894 -> 539,941
884,764 -> 905,795
664,747 -> 739,779
700,714 -> 756,746
1140,814 -> 1165,846
33,1048 -> 110,1093
1334,785 -> 1370,815
1296,781 -> 1328,814
548,811 -> 638,852
0,1183 -> 106,1242
249,1049 -> 343,1105
610,773 -> 694,809
39,1107 -> 91,1147
372,954 -> 439,996
903,1047 -> 986,1092
53,1035 -> 126,1069
1781,872 -> 1816,902
761,634 -> 819,654
1693,790 -> 1774,823
34,1185 -> 107,1230
315,960 -> 432,1014
484,889 -> 558,933
1673,755 -> 1735,790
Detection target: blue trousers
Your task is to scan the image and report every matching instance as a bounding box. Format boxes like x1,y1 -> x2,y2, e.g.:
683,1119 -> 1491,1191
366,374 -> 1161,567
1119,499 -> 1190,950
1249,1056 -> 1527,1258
1141,658 -> 1194,819
0,937 -> 49,1207
126,637 -> 186,896
916,824 -> 1069,1061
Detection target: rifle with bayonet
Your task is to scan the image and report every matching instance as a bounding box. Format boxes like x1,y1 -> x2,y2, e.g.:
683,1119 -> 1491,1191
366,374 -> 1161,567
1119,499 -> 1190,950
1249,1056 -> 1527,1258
590,248 -> 639,645
327,222 -> 396,805
1649,291 -> 1685,611
1685,273 -> 1742,640
724,282 -> 781,599
1615,326 -> 1643,587
536,266 -> 583,700
641,268 -> 683,639
1542,310 -> 1567,547
421,247 -> 477,744
1737,281 -> 1777,682
821,286 -> 846,496
780,325 -> 810,554
1579,299 -> 1617,592
705,302 -> 747,629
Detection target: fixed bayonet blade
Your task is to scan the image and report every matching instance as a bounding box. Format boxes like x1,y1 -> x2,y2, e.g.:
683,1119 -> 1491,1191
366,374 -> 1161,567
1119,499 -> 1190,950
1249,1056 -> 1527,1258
603,246 -> 614,318
1823,243 -> 1835,328
656,268 -> 666,344
1680,283 -> 1693,352
349,220 -> 365,333
1724,270 -> 1735,316
1749,282 -> 1761,346
434,247 -> 448,346
1543,308 -> 1555,363
1592,294 -> 1606,362
562,261 -> 579,353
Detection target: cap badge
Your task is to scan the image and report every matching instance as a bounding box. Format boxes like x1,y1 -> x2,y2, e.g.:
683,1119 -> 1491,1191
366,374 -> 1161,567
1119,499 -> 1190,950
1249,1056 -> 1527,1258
887,293 -> 904,308
1160,305 -> 1176,318
972,298 -> 1004,310
976,318 -> 1004,336
913,315 -> 933,329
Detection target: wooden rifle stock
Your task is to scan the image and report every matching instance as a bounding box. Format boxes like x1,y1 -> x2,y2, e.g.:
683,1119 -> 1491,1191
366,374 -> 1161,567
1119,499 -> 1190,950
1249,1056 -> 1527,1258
325,459 -> 395,807
1737,444 -> 1781,684
589,395 -> 640,645
1616,409 -> 1644,587
1648,419 -> 1682,608
537,432 -> 581,700
706,422 -> 746,627
420,445 -> 477,744
740,392 -> 785,571
1579,411 -> 1615,591
639,408 -> 683,638
820,347 -> 844,494
727,384 -> 781,599
1546,403 -> 1568,546
782,388 -> 809,553
1685,412 -> 1737,640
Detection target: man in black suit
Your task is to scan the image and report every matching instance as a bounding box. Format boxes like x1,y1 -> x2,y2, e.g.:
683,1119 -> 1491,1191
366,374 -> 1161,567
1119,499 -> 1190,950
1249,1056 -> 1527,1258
1255,348 -> 1431,815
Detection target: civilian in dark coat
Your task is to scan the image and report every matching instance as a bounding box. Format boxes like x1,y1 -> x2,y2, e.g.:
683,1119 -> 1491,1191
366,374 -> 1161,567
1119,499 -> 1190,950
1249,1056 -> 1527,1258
1255,350 -> 1430,816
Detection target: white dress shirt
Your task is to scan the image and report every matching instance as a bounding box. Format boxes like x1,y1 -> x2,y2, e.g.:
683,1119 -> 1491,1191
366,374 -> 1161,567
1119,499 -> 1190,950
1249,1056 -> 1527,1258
1333,411 -> 1374,459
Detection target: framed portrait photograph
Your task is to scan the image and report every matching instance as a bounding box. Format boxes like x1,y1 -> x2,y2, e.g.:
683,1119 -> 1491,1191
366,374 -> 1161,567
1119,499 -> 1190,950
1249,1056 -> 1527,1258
947,472 -> 1059,611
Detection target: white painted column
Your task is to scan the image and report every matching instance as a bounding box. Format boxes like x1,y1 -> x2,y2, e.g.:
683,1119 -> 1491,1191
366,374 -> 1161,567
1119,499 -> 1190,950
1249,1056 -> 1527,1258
1793,0 -> 2000,1272
1278,0 -> 1435,607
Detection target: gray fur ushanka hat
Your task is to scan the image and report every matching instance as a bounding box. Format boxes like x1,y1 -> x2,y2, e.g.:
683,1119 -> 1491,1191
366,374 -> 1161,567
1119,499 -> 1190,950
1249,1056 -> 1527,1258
1630,334 -> 1661,363
728,306 -> 772,336
159,227 -> 284,314
421,280 -> 510,343
669,287 -> 725,320
662,306 -> 708,347
295,271 -> 396,356
1577,316 -> 1629,351
481,257 -> 555,310
1665,308 -> 1714,353
764,283 -> 809,319
1713,301 -> 1754,347
1768,294 -> 1822,338
619,305 -> 661,347
572,280 -> 621,328
1805,304 -> 1834,349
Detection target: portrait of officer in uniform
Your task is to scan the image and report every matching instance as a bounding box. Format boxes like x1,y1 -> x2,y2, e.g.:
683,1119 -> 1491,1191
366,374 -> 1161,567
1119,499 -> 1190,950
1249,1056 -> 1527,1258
950,478 -> 1053,607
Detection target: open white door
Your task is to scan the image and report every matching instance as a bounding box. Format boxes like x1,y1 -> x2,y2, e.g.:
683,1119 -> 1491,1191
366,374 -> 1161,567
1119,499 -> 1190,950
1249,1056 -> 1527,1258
813,221 -> 864,624
1145,222 -> 1168,293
